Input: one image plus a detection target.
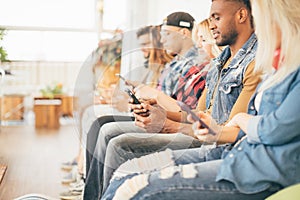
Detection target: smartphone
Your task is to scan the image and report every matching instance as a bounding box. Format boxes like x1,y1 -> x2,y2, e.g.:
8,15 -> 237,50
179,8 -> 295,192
125,88 -> 141,104
115,73 -> 135,88
176,101 -> 216,135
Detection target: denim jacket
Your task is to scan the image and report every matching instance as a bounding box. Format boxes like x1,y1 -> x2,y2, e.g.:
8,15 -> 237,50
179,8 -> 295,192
217,67 -> 300,194
205,33 -> 257,124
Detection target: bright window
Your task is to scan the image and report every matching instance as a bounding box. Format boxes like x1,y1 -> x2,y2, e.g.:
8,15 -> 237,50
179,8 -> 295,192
0,0 -> 129,62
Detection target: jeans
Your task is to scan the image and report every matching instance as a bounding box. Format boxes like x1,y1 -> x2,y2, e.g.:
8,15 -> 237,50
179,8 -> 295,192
102,148 -> 280,200
85,115 -> 135,176
103,132 -> 202,194
84,121 -> 144,200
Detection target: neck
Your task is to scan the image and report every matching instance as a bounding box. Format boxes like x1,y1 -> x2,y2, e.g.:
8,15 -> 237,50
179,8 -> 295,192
230,29 -> 254,57
178,40 -> 194,57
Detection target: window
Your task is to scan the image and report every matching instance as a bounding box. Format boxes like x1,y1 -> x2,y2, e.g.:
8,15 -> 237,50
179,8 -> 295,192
0,0 -> 98,62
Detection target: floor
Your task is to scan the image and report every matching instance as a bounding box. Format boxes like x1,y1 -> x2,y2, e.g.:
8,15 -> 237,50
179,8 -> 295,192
0,121 -> 80,200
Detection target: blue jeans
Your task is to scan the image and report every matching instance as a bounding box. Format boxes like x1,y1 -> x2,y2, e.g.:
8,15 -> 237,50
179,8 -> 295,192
102,148 -> 280,200
84,122 -> 202,200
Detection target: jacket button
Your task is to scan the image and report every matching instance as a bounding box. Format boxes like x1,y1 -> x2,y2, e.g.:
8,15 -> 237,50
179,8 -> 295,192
237,147 -> 242,151
229,153 -> 234,158
250,106 -> 255,110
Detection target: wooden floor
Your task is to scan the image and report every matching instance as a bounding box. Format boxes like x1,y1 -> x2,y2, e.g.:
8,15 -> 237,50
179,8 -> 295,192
0,123 -> 80,200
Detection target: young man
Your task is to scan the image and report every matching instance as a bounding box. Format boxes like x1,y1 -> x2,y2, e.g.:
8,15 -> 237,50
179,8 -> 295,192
100,0 -> 260,196
83,12 -> 205,200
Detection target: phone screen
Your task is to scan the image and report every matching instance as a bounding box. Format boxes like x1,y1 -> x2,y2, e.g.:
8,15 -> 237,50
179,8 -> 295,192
176,101 -> 216,135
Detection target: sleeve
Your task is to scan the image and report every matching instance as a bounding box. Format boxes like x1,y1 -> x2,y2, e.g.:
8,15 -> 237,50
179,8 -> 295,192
227,61 -> 261,122
247,80 -> 300,145
195,87 -> 207,112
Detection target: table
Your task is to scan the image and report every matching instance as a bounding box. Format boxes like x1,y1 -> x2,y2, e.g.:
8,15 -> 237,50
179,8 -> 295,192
33,95 -> 75,129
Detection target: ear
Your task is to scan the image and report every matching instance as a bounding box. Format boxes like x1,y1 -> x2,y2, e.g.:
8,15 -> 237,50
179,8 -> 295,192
180,28 -> 191,37
236,8 -> 248,24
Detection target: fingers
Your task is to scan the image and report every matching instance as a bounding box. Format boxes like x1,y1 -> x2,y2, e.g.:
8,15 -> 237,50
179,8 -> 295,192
134,113 -> 150,128
192,121 -> 207,134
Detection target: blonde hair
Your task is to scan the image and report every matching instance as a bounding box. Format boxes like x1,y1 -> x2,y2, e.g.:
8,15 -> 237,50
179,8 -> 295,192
252,0 -> 300,91
148,25 -> 173,87
192,19 -> 223,58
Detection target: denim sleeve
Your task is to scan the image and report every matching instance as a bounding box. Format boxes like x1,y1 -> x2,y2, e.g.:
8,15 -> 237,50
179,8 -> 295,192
247,81 -> 300,145
246,116 -> 262,143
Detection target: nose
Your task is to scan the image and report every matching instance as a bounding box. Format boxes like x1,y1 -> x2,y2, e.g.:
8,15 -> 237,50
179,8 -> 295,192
209,20 -> 216,30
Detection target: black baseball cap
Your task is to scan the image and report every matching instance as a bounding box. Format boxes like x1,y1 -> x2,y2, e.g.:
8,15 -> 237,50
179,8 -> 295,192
163,12 -> 195,31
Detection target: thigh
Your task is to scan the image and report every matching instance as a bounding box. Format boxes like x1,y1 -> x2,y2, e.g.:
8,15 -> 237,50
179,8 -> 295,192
86,115 -> 134,156
113,160 -> 276,200
111,133 -> 202,156
99,121 -> 146,143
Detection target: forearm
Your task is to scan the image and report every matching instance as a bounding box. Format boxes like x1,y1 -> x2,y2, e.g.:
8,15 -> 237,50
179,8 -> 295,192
162,119 -> 195,137
166,111 -> 188,123
217,126 -> 240,144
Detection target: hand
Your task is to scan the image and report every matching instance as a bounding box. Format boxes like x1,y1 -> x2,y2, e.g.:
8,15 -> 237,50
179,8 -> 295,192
129,98 -> 156,116
188,111 -> 222,143
134,102 -> 167,133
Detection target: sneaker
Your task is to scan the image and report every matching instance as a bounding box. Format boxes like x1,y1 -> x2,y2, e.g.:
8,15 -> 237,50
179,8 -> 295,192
61,159 -> 77,171
69,179 -> 84,192
59,191 -> 81,200
61,170 -> 77,184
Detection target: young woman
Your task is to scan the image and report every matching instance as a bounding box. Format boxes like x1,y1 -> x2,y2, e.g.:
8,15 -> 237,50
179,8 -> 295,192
193,18 -> 223,59
101,0 -> 300,199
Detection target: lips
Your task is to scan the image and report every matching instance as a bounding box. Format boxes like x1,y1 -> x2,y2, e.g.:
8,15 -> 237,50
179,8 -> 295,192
212,31 -> 220,39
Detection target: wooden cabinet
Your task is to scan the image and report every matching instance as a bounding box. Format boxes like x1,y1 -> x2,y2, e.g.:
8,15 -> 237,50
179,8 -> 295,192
0,95 -> 24,121
34,98 -> 61,129
33,95 -> 75,129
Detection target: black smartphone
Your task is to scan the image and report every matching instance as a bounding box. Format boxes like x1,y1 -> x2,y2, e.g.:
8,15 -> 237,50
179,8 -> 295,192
176,101 -> 216,135
125,88 -> 141,104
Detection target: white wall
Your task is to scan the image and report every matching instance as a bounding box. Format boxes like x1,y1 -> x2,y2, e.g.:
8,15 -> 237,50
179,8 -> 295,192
147,0 -> 212,25
124,0 -> 212,30
121,0 -> 212,80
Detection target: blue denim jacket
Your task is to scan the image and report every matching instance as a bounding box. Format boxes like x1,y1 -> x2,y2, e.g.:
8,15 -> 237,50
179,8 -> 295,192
206,33 -> 257,124
217,67 -> 300,194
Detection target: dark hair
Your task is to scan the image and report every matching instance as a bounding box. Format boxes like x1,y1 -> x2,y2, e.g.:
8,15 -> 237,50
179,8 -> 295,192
163,11 -> 195,31
136,25 -> 152,38
212,0 -> 253,28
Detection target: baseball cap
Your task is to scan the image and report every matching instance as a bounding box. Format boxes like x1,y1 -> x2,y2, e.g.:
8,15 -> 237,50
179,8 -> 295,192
163,12 -> 195,31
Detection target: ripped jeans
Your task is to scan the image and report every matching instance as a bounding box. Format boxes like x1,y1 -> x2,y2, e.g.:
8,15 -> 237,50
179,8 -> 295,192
101,148 -> 279,200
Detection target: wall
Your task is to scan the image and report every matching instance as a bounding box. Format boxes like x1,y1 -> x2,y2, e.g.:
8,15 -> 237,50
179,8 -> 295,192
120,0 -> 212,80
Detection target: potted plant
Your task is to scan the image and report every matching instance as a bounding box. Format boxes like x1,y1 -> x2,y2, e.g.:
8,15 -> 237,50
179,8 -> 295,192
0,28 -> 9,63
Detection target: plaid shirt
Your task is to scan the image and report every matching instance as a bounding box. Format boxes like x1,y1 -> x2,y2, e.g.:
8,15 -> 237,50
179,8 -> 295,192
173,61 -> 210,109
157,46 -> 203,96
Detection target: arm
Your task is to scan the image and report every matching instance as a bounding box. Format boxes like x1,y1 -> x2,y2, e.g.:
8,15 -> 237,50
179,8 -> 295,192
134,85 -> 180,112
247,81 -> 300,145
195,87 -> 207,112
191,111 -> 241,143
227,61 -> 261,122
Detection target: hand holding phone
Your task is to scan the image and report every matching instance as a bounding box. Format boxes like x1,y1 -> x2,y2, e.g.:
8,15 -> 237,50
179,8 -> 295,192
176,101 -> 216,135
125,88 -> 140,104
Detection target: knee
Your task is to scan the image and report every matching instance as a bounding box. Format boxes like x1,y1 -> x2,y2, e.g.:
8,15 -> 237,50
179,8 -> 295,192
106,135 -> 128,152
114,174 -> 149,200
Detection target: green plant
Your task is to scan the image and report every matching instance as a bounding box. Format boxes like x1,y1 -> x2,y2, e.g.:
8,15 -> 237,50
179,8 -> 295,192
0,28 -> 9,62
40,83 -> 63,98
